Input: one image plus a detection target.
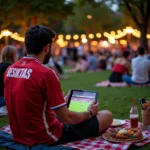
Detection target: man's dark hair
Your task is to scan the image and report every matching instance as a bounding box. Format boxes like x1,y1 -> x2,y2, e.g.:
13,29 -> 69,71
123,50 -> 130,58
25,25 -> 56,54
137,46 -> 145,55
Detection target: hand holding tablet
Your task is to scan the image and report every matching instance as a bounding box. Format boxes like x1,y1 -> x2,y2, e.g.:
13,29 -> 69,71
67,90 -> 98,113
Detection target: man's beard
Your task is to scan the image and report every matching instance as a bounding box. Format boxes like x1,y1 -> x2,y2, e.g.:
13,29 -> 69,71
43,51 -> 51,64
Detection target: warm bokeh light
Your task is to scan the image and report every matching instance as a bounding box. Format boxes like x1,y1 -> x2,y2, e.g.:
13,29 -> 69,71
96,33 -> 101,38
147,34 -> 150,39
117,30 -> 122,34
87,15 -> 92,19
56,38 -> 64,45
66,35 -> 71,40
2,30 -> 11,36
124,27 -> 133,34
59,41 -> 68,47
74,42 -> 80,47
58,34 -> 64,39
91,41 -> 98,46
109,37 -> 115,44
120,40 -> 127,45
81,34 -> 86,38
101,40 -> 109,47
111,31 -> 115,36
89,33 -> 94,39
73,34 -> 79,40
82,38 -> 87,43
103,32 -> 109,37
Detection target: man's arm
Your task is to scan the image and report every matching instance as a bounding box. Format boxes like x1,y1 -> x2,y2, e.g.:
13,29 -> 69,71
54,102 -> 99,125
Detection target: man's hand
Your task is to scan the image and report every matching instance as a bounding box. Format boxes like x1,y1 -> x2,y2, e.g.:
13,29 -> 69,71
64,90 -> 71,104
88,101 -> 99,116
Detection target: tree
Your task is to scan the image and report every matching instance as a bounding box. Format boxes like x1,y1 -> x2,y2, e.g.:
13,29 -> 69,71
106,0 -> 150,51
122,0 -> 150,51
64,2 -> 122,34
0,0 -> 74,34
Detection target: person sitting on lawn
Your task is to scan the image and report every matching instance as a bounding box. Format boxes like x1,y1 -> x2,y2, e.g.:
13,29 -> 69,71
87,51 -> 98,72
4,25 -> 113,146
122,46 -> 150,85
0,45 -> 17,116
65,55 -> 89,73
109,50 -> 130,82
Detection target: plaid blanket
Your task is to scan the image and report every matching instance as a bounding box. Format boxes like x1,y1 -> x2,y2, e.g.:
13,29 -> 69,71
1,120 -> 150,150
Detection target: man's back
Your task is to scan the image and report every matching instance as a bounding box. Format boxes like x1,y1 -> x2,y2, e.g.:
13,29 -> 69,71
131,56 -> 150,83
4,57 -> 66,146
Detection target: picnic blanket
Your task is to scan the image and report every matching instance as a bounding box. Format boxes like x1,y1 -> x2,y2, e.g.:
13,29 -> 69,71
95,80 -> 150,87
0,130 -> 75,150
1,120 -> 150,150
95,80 -> 127,87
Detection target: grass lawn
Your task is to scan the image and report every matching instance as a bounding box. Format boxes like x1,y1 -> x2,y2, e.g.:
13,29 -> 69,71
0,71 -> 150,149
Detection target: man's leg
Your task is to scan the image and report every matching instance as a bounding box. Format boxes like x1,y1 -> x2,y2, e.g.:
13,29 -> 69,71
96,110 -> 113,133
122,75 -> 134,84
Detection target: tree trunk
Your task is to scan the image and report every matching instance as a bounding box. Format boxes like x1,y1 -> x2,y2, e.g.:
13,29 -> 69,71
31,16 -> 37,26
139,25 -> 149,52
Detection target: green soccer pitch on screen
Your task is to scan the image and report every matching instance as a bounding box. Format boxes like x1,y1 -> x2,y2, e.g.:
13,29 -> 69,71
69,100 -> 91,112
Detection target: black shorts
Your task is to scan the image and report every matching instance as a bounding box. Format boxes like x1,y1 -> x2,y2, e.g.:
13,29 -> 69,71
55,116 -> 99,145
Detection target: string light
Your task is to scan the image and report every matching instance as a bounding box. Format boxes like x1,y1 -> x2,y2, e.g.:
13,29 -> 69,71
66,35 -> 71,40
111,31 -> 115,36
96,33 -> 101,38
91,41 -> 98,46
87,15 -> 92,19
120,40 -> 127,45
73,34 -> 79,40
89,33 -> 94,39
108,37 -> 115,44
147,34 -> 150,39
58,34 -> 63,39
81,34 -> 86,38
74,42 -> 80,47
0,27 -> 150,44
82,38 -> 87,43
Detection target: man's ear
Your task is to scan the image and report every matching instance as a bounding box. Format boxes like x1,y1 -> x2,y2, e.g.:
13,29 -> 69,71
43,44 -> 49,53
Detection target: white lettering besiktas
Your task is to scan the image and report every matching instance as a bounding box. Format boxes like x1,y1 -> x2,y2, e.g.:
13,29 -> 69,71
6,68 -> 32,79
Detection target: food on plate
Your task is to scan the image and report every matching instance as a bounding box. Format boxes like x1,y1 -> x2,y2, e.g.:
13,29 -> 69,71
105,128 -> 143,141
112,119 -> 121,126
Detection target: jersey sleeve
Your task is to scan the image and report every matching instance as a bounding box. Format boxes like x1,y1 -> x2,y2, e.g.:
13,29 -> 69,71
44,69 -> 66,110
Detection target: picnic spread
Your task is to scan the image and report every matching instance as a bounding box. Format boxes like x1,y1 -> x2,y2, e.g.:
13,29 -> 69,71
0,120 -> 150,150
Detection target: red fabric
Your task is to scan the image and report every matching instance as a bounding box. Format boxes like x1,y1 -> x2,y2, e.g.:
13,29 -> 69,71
1,120 -> 150,150
4,57 -> 66,146
113,64 -> 128,74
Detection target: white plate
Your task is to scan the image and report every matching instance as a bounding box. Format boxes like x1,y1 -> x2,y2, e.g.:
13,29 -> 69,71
102,132 -> 147,143
111,119 -> 126,127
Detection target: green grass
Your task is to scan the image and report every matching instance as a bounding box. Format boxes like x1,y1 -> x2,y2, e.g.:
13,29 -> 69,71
0,71 -> 150,149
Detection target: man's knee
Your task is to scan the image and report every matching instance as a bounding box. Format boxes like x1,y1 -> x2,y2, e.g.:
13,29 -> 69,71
96,110 -> 113,133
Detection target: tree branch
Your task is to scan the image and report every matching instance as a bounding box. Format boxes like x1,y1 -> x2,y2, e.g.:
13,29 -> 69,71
123,0 -> 141,28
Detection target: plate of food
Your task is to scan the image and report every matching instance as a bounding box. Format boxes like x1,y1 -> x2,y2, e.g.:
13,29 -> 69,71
102,128 -> 147,143
111,119 -> 126,127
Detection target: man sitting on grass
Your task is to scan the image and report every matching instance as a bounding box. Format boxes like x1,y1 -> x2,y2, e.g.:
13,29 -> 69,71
4,25 -> 113,146
123,46 -> 150,85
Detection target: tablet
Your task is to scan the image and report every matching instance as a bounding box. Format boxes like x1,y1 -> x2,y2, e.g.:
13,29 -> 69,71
67,90 -> 98,112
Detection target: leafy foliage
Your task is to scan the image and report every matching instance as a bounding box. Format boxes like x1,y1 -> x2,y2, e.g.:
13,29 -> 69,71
64,2 -> 122,33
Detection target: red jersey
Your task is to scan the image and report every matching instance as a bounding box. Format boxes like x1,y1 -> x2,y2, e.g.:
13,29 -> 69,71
113,64 -> 128,74
4,57 -> 66,146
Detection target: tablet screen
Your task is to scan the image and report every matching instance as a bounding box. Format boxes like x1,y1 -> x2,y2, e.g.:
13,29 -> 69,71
68,91 -> 97,112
